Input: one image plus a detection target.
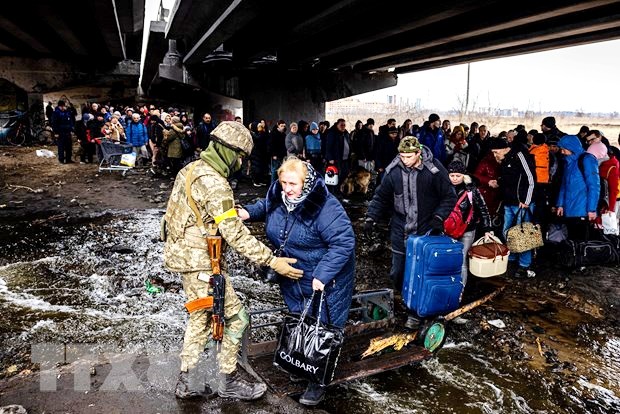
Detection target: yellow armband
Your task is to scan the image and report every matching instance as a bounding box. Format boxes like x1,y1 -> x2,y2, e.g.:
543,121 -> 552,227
213,208 -> 238,224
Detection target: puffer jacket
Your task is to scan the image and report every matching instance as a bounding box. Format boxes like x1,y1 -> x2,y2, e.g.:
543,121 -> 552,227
418,125 -> 446,163
452,182 -> 492,233
245,177 -> 355,328
125,121 -> 149,146
557,135 -> 600,216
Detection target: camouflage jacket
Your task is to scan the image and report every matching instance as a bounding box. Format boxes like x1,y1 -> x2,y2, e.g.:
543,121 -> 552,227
163,159 -> 274,273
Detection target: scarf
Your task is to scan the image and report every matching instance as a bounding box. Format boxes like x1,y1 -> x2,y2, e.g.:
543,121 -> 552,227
200,141 -> 240,178
281,162 -> 318,212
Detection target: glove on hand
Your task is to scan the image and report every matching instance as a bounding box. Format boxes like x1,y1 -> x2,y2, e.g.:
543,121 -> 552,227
431,216 -> 445,234
363,218 -> 375,235
269,257 -> 303,279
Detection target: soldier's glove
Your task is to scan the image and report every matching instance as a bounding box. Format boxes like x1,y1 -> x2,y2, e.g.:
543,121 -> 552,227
363,218 -> 376,236
430,216 -> 445,235
269,257 -> 303,280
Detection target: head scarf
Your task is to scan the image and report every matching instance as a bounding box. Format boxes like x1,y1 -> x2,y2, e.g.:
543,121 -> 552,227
281,161 -> 318,212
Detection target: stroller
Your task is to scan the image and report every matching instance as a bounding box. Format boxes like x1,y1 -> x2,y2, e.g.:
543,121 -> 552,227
97,139 -> 134,176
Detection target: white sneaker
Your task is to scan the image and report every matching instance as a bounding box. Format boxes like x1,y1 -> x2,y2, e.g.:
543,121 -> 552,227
405,315 -> 420,330
452,316 -> 469,325
526,269 -> 536,278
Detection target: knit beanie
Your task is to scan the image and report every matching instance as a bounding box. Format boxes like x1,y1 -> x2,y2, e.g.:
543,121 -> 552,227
541,116 -> 556,129
447,160 -> 467,174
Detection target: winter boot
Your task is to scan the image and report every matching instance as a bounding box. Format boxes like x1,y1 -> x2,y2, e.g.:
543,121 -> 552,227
299,382 -> 326,406
175,371 -> 214,400
218,370 -> 267,400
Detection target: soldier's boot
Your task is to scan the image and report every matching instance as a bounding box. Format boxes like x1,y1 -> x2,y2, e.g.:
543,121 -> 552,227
218,370 -> 267,400
175,371 -> 214,400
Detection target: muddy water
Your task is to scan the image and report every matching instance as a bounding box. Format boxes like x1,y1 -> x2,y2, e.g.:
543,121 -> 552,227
0,211 -> 618,413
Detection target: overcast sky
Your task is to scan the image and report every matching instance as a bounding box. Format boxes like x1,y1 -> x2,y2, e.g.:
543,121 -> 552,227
356,39 -> 620,114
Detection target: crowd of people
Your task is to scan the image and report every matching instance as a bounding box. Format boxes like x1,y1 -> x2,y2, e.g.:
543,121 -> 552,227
48,99 -> 619,406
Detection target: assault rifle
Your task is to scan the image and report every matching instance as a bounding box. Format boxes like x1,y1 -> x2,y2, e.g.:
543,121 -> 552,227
207,235 -> 225,343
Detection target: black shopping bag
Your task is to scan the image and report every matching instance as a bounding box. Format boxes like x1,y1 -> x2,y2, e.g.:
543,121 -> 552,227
273,291 -> 344,386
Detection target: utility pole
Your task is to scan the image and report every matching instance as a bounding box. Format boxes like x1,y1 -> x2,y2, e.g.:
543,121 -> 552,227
465,63 -> 470,116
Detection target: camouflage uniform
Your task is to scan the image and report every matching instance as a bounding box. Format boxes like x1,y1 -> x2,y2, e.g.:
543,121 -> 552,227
164,158 -> 275,373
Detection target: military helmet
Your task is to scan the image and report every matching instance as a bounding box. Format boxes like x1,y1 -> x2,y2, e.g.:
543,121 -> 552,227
210,121 -> 253,156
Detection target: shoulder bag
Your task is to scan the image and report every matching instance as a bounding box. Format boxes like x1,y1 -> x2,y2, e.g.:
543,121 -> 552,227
273,291 -> 344,386
506,208 -> 544,253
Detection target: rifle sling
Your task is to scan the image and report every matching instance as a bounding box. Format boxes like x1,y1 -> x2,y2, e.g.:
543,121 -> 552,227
185,161 -> 218,237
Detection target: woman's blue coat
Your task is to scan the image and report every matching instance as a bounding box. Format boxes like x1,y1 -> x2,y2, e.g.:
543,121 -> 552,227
245,177 -> 355,328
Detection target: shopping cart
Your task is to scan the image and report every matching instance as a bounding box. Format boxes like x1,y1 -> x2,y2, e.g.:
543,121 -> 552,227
98,139 -> 134,176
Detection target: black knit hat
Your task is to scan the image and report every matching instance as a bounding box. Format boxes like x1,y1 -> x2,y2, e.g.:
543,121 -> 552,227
447,160 -> 467,174
542,116 -> 556,129
489,138 -> 509,149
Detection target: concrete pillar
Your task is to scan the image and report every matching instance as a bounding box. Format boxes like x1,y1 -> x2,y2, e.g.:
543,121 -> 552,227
162,40 -> 182,67
240,69 -> 397,126
27,93 -> 46,130
241,72 -> 325,126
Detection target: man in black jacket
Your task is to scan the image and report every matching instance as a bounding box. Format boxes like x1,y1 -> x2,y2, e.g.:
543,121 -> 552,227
195,113 -> 217,152
268,120 -> 287,182
51,100 -> 75,164
364,136 -> 456,329
490,139 -> 537,278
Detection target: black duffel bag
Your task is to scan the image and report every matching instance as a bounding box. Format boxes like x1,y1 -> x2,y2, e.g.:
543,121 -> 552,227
273,291 -> 344,386
558,238 -> 619,268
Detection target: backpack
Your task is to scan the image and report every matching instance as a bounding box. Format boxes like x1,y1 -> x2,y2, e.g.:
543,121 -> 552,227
577,152 -> 609,210
444,190 -> 474,239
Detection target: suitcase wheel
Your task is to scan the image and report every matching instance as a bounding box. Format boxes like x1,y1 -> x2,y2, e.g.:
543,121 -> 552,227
418,320 -> 446,353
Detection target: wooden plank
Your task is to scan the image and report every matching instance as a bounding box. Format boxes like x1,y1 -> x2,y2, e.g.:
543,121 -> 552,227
248,334 -> 433,395
330,346 -> 432,385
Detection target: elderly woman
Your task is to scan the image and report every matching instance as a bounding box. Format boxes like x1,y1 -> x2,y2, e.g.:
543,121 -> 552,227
238,157 -> 355,406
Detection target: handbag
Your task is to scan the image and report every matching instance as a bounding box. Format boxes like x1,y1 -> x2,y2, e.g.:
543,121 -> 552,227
444,190 -> 474,239
273,291 -> 344,386
506,208 -> 544,253
468,234 -> 510,277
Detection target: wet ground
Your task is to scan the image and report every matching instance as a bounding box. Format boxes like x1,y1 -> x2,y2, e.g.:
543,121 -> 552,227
0,154 -> 619,413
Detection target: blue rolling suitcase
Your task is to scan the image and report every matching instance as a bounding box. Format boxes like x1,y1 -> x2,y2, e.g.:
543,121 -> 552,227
402,234 -> 464,317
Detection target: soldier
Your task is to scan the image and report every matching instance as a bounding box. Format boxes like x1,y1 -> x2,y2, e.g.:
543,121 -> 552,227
162,121 -> 303,400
